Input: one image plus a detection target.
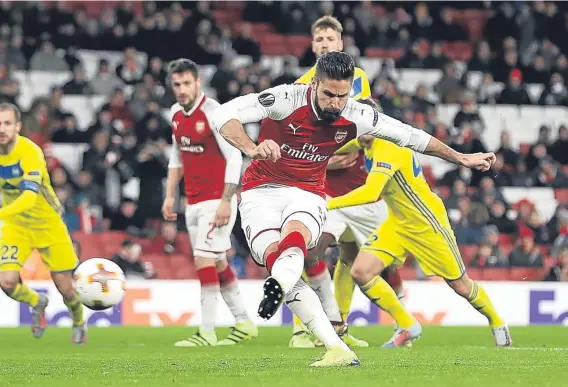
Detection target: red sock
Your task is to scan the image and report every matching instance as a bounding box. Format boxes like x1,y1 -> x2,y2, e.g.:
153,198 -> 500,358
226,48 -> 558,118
278,231 -> 307,257
197,266 -> 219,287
306,259 -> 327,277
218,265 -> 237,286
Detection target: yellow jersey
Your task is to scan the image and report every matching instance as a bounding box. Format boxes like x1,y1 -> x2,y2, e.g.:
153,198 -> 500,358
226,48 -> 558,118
0,136 -> 63,227
329,138 -> 450,233
296,65 -> 371,100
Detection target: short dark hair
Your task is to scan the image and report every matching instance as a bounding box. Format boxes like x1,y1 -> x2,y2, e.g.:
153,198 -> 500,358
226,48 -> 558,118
0,102 -> 21,122
167,58 -> 199,80
315,51 -> 355,82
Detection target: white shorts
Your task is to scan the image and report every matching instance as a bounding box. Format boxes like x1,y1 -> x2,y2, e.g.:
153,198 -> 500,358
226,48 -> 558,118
324,199 -> 389,246
239,186 -> 327,266
185,196 -> 238,260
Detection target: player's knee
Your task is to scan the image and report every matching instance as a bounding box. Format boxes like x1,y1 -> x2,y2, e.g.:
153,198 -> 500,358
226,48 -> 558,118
447,274 -> 473,298
281,220 -> 312,245
350,262 -> 372,285
0,278 -> 18,294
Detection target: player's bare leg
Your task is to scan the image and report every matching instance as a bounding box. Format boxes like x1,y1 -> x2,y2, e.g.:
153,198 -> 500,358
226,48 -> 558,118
0,270 -> 47,338
259,221 -> 359,366
52,271 -> 86,344
215,259 -> 258,345
176,257 -> 219,347
447,273 -> 511,347
351,251 -> 421,348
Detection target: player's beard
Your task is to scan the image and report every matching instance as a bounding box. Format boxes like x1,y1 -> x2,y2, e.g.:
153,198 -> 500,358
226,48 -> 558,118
0,133 -> 16,154
314,94 -> 342,124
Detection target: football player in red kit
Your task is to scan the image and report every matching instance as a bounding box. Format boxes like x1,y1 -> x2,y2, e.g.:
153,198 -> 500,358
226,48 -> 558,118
212,52 -> 496,366
162,59 -> 258,347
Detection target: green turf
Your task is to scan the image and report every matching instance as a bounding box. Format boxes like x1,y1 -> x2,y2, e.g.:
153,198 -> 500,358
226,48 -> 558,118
0,326 -> 567,387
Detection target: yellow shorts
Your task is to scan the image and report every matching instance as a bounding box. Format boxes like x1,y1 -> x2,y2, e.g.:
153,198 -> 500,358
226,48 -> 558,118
361,220 -> 466,281
0,220 -> 78,273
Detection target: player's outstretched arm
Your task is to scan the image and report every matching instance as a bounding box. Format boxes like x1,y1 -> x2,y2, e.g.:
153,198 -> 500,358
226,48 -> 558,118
328,168 -> 390,210
354,103 -> 496,171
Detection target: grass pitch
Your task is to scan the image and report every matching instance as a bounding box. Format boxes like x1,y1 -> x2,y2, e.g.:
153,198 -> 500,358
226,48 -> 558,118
0,326 -> 567,387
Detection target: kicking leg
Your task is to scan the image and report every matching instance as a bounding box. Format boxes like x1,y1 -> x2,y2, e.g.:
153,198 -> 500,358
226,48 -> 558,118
52,271 -> 85,344
0,270 -> 47,338
216,259 -> 258,345
447,274 -> 511,347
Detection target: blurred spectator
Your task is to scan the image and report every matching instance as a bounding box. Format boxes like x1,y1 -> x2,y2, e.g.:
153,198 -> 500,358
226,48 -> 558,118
525,55 -> 549,84
512,158 -> 533,187
423,41 -> 450,70
543,247 -> 568,282
61,65 -> 93,95
452,93 -> 485,135
82,130 -> 110,186
488,200 -> 517,234
51,113 -> 84,143
496,131 -> 519,169
550,208 -> 568,256
91,59 -> 124,96
111,240 -> 157,279
452,198 -> 489,244
232,23 -> 261,62
0,64 -> 20,105
496,69 -> 532,105
445,179 -> 467,210
538,73 -> 568,106
409,3 -> 434,41
6,35 -> 27,70
435,8 -> 468,41
470,226 -> 508,267
468,41 -> 492,73
476,72 -> 500,104
29,41 -> 69,72
489,153 -> 513,187
525,209 -> 553,245
548,125 -> 568,165
107,198 -> 145,232
272,58 -> 297,86
148,221 -> 179,254
532,157 -> 568,188
440,165 -> 473,187
115,48 -> 145,85
508,228 -> 544,267
434,62 -> 467,104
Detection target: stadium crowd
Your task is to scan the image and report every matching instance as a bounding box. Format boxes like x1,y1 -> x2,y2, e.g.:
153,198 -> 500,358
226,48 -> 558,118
0,1 -> 567,281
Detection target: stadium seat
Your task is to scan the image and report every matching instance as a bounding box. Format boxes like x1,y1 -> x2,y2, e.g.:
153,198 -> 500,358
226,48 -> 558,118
555,189 -> 568,205
482,268 -> 510,281
466,268 -> 482,280
509,268 -> 543,281
459,245 -> 477,265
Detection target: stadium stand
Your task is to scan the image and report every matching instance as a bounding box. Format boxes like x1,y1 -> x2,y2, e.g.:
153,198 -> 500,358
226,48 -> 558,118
1,1 -> 567,282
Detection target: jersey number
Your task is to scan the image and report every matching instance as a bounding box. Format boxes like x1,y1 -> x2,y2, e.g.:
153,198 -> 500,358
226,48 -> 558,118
364,234 -> 378,247
1,245 -> 18,261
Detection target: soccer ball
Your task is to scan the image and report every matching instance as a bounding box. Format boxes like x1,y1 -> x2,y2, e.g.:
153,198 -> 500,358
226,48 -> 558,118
74,258 -> 126,311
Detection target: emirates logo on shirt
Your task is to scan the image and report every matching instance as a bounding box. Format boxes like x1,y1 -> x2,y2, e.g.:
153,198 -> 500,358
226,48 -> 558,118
334,130 -> 348,143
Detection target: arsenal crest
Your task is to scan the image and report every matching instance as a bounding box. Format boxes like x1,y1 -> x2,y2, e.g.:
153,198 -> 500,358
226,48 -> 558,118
196,121 -> 205,133
334,130 -> 348,143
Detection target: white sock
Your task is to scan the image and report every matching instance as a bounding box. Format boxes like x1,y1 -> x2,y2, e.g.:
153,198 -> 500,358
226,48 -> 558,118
271,247 -> 304,294
285,279 -> 350,352
308,270 -> 342,322
200,284 -> 220,332
221,281 -> 249,323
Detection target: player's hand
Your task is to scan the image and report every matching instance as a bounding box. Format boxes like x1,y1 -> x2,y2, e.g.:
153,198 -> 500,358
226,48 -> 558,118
327,152 -> 358,170
248,140 -> 281,162
212,199 -> 231,227
161,197 -> 177,221
460,152 -> 497,172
